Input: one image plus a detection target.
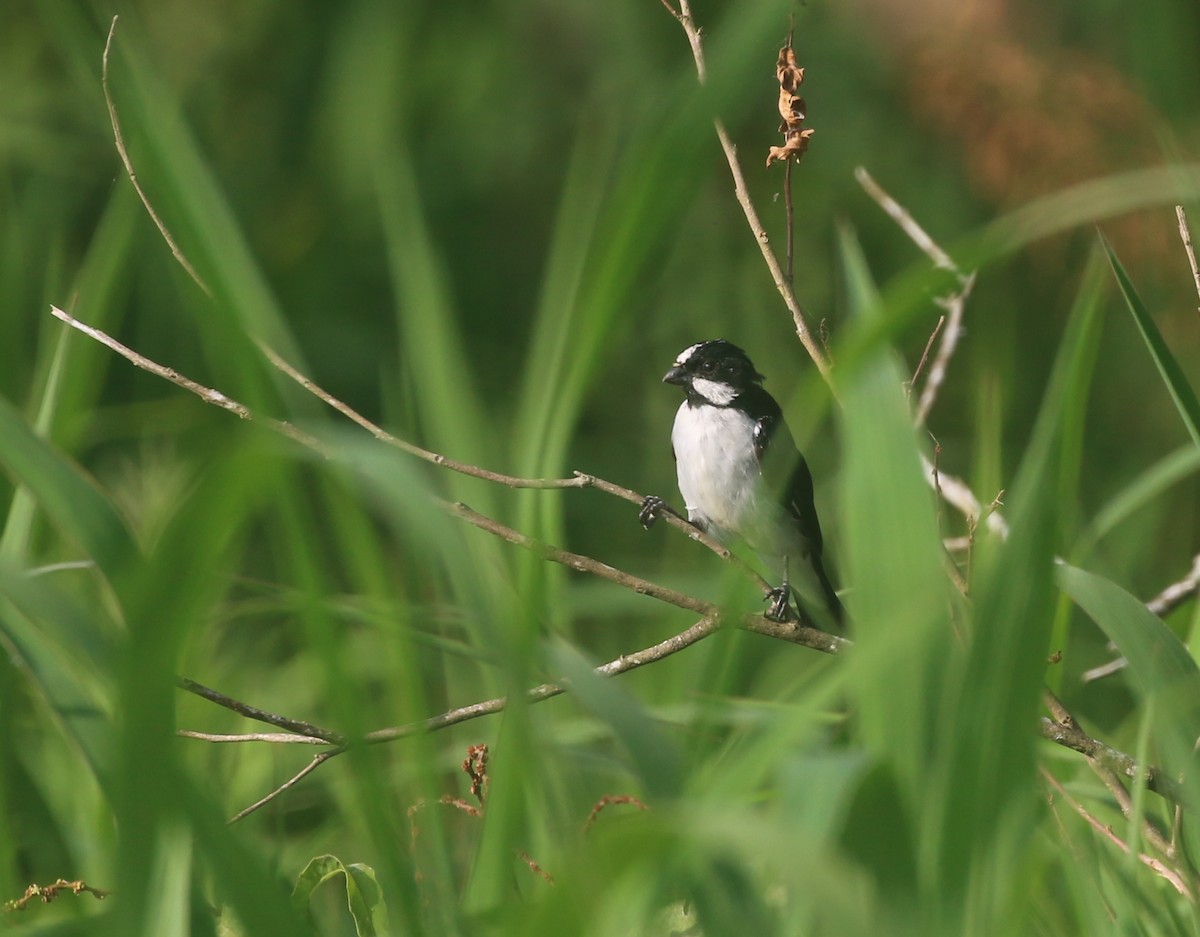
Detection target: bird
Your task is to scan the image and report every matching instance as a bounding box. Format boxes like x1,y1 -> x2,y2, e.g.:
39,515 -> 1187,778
639,339 -> 844,627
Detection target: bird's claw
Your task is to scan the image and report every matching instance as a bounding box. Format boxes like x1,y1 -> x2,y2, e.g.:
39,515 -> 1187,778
639,495 -> 668,530
764,585 -> 795,623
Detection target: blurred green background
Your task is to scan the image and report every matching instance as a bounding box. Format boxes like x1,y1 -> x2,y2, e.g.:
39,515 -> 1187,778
4,0 -> 1200,934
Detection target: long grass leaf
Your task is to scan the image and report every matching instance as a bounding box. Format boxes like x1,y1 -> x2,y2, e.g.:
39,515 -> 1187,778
0,396 -> 137,579
1102,234 -> 1200,450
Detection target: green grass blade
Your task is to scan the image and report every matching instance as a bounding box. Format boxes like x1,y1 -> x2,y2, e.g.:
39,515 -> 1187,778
1057,562 -> 1200,864
928,254 -> 1103,919
0,325 -> 70,564
1057,563 -> 1200,759
1076,443 -> 1200,556
834,226 -> 951,797
0,395 -> 137,579
103,19 -> 301,359
1102,234 -> 1200,450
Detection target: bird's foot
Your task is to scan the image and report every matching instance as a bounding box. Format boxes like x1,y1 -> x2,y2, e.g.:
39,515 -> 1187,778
639,495 -> 673,529
764,585 -> 795,623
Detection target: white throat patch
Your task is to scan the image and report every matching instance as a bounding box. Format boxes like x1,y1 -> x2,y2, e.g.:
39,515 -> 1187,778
690,376 -> 738,405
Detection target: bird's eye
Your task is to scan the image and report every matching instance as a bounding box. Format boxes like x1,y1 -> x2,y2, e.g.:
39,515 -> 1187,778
699,360 -> 718,375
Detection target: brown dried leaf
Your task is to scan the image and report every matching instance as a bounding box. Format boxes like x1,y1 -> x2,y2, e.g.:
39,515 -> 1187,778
767,128 -> 815,168
767,45 -> 813,167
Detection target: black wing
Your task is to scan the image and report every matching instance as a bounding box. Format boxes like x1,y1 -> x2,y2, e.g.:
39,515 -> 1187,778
749,390 -> 824,557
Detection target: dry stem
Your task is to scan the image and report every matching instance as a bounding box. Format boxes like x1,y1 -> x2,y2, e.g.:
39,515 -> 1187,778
103,17 -> 209,296
660,0 -> 830,380
1177,206 -> 1200,315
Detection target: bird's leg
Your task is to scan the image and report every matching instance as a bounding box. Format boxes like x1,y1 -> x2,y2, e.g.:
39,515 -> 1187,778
639,495 -> 685,530
765,588 -> 793,623
764,556 -> 795,623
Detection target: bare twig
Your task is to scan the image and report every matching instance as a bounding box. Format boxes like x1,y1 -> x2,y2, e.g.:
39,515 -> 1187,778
1177,206 -> 1200,315
103,17 -> 209,296
447,500 -> 716,616
1044,689 -> 1180,862
176,730 -> 329,744
1089,761 -> 1177,861
1147,554 -> 1200,617
1041,767 -> 1193,900
915,275 -> 975,427
777,27 -> 806,283
191,611 -> 845,820
854,168 -> 975,428
855,167 -> 960,274
50,305 -> 324,453
908,315 -> 945,395
366,611 -> 844,746
1079,657 -> 1128,684
1039,710 -> 1184,806
661,0 -> 830,379
784,160 -> 795,284
177,677 -> 342,743
227,752 -> 337,824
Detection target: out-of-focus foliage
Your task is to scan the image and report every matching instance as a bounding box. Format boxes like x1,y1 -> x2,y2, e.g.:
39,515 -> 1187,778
4,0 -> 1200,934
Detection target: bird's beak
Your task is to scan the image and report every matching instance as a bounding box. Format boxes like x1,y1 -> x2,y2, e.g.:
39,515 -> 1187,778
663,365 -> 687,385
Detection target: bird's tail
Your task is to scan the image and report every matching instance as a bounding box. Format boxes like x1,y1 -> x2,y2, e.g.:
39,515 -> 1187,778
811,554 -> 845,627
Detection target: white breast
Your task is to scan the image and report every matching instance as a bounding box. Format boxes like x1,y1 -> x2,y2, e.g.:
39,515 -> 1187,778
671,402 -> 764,542
671,401 -> 804,568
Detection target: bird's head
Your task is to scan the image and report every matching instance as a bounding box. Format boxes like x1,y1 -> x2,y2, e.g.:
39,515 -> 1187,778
663,340 -> 765,405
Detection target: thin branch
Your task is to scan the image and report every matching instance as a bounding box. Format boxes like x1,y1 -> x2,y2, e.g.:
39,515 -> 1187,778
218,614 -> 724,819
227,751 -> 337,824
781,21 -> 797,284
855,167 -> 961,275
1147,552 -> 1200,617
915,275 -> 975,427
446,500 -> 716,616
50,305 -> 324,453
102,16 -> 210,296
784,159 -> 795,284
1089,761 -> 1178,862
1039,713 -> 1184,806
177,677 -> 342,742
1044,689 -> 1182,864
664,0 -> 830,380
176,730 -> 328,744
190,611 -> 846,820
854,167 -> 975,428
1041,767 -> 1193,900
1177,206 -> 1200,316
908,314 -> 944,395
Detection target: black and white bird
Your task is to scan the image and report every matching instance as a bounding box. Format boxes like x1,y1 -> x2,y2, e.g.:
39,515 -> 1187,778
640,339 -> 844,626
